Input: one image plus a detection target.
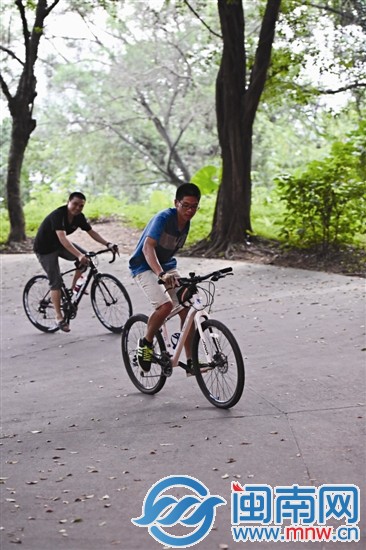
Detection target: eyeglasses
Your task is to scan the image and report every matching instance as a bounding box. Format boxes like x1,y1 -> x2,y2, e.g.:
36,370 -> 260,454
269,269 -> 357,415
178,201 -> 200,211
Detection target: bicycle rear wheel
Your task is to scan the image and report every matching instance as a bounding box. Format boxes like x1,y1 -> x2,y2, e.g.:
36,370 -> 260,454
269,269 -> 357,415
23,275 -> 59,333
91,273 -> 132,333
121,314 -> 166,395
192,319 -> 245,409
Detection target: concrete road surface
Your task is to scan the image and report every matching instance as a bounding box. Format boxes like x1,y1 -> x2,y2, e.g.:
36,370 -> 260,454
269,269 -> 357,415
1,253 -> 365,549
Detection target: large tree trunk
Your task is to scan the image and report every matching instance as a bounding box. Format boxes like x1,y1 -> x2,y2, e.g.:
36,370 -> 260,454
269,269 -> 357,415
199,0 -> 281,255
6,100 -> 36,242
211,0 -> 248,253
1,0 -> 60,243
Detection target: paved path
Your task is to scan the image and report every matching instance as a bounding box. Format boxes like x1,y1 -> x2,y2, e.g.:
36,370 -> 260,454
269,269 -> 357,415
1,253 -> 365,549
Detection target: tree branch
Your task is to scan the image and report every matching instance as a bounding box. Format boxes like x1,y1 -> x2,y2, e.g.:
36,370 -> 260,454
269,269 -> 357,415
0,45 -> 24,66
45,0 -> 61,17
0,71 -> 13,103
15,0 -> 30,54
183,0 -> 222,39
319,82 -> 366,94
305,1 -> 356,21
246,0 -> 281,122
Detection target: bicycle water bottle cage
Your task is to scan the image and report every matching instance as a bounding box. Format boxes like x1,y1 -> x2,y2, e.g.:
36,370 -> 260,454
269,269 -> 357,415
171,332 -> 180,349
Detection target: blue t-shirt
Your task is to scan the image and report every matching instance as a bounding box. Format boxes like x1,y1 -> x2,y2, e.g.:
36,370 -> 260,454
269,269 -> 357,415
129,208 -> 189,276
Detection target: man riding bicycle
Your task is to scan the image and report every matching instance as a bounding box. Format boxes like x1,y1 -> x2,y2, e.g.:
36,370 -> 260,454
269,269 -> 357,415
128,183 -> 201,374
33,191 -> 118,332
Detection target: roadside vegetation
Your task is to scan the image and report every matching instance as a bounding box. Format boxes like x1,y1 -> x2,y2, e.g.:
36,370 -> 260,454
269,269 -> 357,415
0,1 -> 365,274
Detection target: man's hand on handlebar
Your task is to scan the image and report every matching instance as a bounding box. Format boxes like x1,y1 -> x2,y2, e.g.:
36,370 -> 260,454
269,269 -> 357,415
159,272 -> 177,287
107,242 -> 119,255
78,254 -> 89,267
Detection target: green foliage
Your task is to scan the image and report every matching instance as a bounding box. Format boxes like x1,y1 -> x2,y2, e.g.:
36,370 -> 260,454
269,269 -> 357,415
275,126 -> 366,250
0,189 -> 128,241
24,190 -> 66,235
82,195 -> 127,222
191,165 -> 220,194
251,186 -> 285,240
122,190 -> 172,230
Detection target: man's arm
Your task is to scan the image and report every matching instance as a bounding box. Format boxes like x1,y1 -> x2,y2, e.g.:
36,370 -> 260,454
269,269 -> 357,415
143,237 -> 176,286
88,229 -> 119,252
142,237 -> 162,276
87,228 -> 111,247
56,230 -> 89,265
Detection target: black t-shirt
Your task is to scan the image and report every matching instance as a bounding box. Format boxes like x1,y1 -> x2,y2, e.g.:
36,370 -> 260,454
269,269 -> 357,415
33,205 -> 91,254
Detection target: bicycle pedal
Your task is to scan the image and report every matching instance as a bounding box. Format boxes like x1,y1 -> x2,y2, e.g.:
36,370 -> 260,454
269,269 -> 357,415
162,365 -> 173,377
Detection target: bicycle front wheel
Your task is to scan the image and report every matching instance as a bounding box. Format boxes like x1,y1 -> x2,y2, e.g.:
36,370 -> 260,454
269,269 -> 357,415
23,275 -> 59,333
121,314 -> 166,395
91,274 -> 132,333
192,319 -> 245,409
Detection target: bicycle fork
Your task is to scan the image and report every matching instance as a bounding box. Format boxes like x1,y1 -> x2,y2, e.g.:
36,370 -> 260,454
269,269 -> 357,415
194,311 -> 217,365
96,275 -> 117,306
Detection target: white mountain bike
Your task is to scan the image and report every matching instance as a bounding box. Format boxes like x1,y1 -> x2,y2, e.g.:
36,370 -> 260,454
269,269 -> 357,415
121,267 -> 245,409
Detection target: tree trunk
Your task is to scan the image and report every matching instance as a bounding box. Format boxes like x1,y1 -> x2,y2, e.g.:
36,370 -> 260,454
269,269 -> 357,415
6,102 -> 35,242
200,0 -> 281,255
1,0 -> 60,243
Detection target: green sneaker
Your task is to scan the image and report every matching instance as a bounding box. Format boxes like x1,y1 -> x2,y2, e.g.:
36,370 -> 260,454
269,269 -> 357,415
137,338 -> 153,372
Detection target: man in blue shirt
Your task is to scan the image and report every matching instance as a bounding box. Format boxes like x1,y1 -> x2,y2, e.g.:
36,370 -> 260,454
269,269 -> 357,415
129,183 -> 201,372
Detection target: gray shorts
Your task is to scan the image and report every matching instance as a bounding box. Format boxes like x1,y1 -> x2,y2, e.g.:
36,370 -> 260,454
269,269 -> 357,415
135,269 -> 180,309
36,244 -> 86,290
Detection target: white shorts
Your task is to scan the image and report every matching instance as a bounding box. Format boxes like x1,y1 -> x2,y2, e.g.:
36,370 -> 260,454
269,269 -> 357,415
135,269 -> 180,309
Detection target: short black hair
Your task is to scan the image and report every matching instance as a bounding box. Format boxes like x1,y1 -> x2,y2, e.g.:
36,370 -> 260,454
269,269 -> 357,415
68,192 -> 86,202
175,183 -> 201,202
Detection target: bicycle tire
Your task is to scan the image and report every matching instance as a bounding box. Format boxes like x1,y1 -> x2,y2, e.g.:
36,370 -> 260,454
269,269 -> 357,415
23,275 -> 59,333
91,273 -> 132,333
192,319 -> 245,409
121,314 -> 166,395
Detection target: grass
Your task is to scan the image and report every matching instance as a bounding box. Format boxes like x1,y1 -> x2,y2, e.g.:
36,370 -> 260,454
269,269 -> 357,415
1,187 -> 364,250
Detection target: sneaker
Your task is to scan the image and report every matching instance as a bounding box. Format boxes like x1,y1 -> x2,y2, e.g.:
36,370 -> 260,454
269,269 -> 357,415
137,338 -> 153,372
180,359 -> 212,377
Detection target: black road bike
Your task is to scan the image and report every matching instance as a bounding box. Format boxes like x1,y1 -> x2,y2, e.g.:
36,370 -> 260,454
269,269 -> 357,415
23,248 -> 132,333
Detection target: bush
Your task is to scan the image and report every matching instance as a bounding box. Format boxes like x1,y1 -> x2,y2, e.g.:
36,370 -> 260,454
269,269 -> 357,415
275,129 -> 366,251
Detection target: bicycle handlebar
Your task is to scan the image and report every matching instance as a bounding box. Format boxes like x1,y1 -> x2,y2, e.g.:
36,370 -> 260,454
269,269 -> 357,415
75,247 -> 119,269
179,266 -> 233,285
88,247 -> 119,264
158,266 -> 233,286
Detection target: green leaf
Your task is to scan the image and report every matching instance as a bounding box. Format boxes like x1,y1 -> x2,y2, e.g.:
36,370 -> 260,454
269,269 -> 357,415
191,165 -> 220,195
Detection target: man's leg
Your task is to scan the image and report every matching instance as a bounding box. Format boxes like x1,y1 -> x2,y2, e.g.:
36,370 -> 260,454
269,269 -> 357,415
145,301 -> 173,343
135,270 -> 175,371
36,250 -> 70,331
59,243 -> 86,290
50,289 -> 63,323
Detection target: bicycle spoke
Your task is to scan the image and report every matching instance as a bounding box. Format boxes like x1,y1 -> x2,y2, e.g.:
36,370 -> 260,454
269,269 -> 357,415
193,319 -> 245,408
23,275 -> 59,333
121,314 -> 166,394
91,274 -> 132,333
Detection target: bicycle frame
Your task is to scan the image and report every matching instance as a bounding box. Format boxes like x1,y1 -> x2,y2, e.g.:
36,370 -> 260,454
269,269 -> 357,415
122,265 -> 244,408
60,251 -> 119,321
159,292 -> 210,369
61,261 -> 94,306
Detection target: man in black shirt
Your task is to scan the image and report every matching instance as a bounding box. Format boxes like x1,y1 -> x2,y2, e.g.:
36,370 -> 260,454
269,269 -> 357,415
34,192 -> 118,332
